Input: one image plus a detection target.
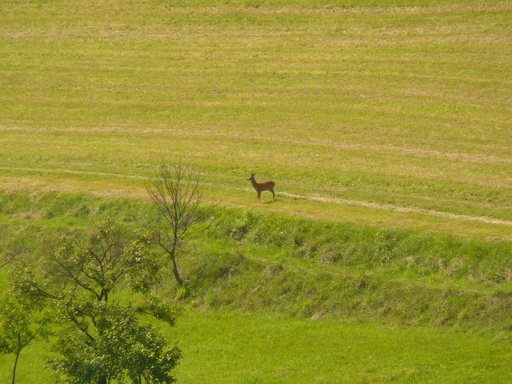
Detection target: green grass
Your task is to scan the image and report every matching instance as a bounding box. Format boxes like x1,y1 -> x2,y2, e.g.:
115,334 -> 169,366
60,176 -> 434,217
1,0 -> 511,239
3,309 -> 512,384
172,310 -> 512,384
1,0 -> 511,382
2,190 -> 512,331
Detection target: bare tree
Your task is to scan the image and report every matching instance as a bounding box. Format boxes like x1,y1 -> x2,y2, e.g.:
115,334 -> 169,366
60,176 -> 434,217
146,163 -> 204,286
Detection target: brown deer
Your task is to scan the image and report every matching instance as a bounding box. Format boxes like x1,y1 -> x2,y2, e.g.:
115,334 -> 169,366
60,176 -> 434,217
247,172 -> 275,203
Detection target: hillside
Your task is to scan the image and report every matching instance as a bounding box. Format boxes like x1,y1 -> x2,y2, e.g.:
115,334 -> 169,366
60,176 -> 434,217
1,1 -> 511,382
1,190 -> 512,382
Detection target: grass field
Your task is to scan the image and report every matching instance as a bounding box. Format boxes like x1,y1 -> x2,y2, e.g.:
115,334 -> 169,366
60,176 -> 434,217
1,0 -> 511,238
172,311 -> 512,384
4,310 -> 512,383
1,0 -> 511,382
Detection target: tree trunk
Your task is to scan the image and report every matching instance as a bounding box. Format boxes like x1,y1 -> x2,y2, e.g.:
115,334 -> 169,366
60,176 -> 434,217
170,248 -> 183,286
11,349 -> 20,384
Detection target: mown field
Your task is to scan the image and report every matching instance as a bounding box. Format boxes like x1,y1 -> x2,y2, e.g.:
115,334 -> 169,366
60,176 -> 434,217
1,0 -> 511,382
1,0 -> 511,238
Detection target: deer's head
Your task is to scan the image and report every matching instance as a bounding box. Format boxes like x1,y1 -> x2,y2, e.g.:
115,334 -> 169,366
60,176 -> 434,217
247,172 -> 255,181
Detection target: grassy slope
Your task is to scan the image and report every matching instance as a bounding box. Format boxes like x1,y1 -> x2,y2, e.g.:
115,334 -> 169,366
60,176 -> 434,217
1,191 -> 512,383
0,0 -> 511,239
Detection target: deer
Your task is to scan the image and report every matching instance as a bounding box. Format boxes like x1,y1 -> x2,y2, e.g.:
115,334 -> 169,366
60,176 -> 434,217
247,172 -> 275,203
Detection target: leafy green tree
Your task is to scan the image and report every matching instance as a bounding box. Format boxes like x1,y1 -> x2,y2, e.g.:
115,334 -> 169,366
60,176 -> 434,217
13,219 -> 181,384
48,303 -> 180,384
0,290 -> 51,384
0,237 -> 24,269
0,249 -> 17,269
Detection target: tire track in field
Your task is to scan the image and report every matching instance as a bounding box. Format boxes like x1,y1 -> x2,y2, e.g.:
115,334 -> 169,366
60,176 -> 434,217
1,166 -> 512,227
0,166 -> 145,180
280,192 -> 512,227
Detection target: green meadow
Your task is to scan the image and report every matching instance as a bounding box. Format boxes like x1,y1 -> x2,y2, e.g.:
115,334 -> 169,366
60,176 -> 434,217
1,0 -> 511,382
5,311 -> 512,383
